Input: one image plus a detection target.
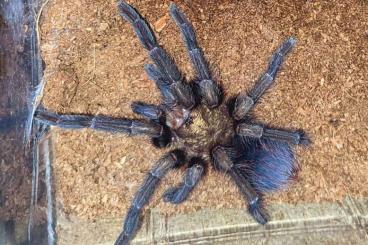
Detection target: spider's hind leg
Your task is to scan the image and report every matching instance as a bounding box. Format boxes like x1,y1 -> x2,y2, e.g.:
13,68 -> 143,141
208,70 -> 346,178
212,146 -> 268,224
231,168 -> 268,225
163,157 -> 204,204
170,3 -> 221,108
233,38 -> 296,120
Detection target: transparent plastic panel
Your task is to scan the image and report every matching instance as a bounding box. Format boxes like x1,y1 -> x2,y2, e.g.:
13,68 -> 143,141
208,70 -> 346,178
1,0 -> 54,244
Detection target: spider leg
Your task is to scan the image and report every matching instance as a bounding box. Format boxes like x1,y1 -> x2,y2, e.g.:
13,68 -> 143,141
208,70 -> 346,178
229,168 -> 268,224
212,146 -> 268,224
34,108 -> 163,137
169,3 -> 220,108
144,64 -> 177,105
236,122 -> 310,145
145,63 -> 194,131
163,159 -> 204,204
114,150 -> 185,245
233,38 -> 296,120
131,101 -> 162,121
119,1 -> 195,109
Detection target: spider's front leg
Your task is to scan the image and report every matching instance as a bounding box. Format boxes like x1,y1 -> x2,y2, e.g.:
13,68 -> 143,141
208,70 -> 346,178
163,158 -> 204,204
119,1 -> 195,109
236,122 -> 311,145
34,108 -> 163,137
115,150 -> 185,245
233,38 -> 296,120
212,146 -> 268,224
118,1 -> 180,82
170,3 -> 221,108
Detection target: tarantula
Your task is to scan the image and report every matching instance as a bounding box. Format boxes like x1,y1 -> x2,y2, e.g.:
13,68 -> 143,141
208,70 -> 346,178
34,1 -> 310,244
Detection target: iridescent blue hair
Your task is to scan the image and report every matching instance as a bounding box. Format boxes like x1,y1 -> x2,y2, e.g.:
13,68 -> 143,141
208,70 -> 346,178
233,137 -> 297,193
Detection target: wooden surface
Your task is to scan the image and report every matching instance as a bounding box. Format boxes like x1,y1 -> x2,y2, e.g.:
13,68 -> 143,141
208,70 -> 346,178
57,197 -> 368,244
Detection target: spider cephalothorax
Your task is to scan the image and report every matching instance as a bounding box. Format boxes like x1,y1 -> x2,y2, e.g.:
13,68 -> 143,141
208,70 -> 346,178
34,1 -> 310,244
171,104 -> 235,159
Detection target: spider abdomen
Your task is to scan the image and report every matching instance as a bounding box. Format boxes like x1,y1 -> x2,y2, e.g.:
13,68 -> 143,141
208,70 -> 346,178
235,138 -> 297,192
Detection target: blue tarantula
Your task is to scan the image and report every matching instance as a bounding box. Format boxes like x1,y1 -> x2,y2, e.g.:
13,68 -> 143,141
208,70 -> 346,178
35,1 -> 310,244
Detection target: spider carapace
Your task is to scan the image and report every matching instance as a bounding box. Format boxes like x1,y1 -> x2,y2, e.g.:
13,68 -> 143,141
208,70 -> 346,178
167,104 -> 234,159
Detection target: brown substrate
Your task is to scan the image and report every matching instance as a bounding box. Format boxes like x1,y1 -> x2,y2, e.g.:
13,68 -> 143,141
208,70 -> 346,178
40,0 -> 367,220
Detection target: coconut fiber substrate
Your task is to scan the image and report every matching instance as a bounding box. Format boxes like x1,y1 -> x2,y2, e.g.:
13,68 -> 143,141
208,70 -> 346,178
39,0 -> 367,221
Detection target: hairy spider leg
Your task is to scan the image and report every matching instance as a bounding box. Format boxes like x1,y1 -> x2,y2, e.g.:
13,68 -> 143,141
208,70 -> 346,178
233,37 -> 296,120
236,122 -> 311,145
119,1 -> 195,109
229,168 -> 268,224
34,108 -> 163,137
144,64 -> 195,109
212,146 -> 268,224
130,101 -> 162,121
144,64 -> 177,105
163,158 -> 204,204
114,150 -> 185,245
169,3 -> 221,108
